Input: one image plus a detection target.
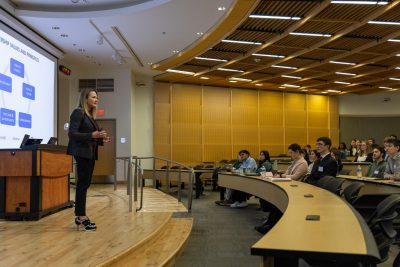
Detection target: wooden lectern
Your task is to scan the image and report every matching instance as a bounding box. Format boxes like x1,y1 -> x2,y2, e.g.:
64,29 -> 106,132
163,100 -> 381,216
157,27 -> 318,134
0,145 -> 73,220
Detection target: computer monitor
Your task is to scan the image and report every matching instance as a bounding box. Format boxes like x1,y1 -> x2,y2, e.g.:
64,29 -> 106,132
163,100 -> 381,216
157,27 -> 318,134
24,138 -> 43,146
47,137 -> 58,145
20,134 -> 30,148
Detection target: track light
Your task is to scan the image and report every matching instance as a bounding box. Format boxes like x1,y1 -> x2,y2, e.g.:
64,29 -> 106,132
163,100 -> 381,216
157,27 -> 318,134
111,50 -> 124,64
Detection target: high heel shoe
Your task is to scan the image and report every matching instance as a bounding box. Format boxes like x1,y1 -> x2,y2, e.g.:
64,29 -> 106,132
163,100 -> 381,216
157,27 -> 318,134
75,217 -> 97,231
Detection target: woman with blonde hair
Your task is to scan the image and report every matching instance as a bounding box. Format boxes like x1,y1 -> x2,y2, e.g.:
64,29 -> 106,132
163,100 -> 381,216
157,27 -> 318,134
354,140 -> 373,163
67,89 -> 110,231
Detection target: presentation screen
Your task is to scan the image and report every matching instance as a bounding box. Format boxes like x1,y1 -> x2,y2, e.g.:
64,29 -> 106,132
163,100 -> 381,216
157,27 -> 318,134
0,22 -> 57,149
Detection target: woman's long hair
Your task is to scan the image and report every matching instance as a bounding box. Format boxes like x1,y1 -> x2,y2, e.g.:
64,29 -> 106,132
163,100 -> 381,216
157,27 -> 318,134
78,88 -> 98,118
259,150 -> 271,167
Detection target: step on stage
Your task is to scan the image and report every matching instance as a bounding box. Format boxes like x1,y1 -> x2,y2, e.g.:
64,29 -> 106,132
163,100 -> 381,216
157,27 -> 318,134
0,185 -> 192,267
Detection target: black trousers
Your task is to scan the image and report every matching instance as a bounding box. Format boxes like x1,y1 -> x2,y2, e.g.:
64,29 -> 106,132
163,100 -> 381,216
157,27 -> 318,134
74,156 -> 96,216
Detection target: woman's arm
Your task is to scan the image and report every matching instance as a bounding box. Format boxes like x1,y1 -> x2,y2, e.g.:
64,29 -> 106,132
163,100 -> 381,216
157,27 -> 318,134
68,109 -> 93,141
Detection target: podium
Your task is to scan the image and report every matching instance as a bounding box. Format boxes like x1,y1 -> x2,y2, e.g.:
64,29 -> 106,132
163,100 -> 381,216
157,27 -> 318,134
0,145 -> 73,220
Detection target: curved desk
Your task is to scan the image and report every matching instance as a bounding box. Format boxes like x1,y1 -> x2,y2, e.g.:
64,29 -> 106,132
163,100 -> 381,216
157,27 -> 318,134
218,173 -> 380,266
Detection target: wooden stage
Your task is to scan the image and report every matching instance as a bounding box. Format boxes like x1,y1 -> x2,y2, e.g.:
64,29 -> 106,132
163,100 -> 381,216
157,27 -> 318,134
0,185 -> 192,267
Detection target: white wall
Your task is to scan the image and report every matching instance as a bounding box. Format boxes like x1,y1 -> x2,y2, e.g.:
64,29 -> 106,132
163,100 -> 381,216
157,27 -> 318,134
339,91 -> 400,116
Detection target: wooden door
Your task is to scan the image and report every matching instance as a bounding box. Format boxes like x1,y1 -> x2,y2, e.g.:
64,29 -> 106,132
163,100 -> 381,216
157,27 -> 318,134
93,119 -> 116,183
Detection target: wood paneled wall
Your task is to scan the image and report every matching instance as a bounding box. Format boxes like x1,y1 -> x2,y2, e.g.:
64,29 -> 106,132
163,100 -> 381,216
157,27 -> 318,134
154,83 -> 339,166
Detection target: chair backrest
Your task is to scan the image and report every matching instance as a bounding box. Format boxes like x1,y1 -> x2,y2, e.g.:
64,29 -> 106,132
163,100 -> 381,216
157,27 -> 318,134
324,177 -> 346,195
315,176 -> 334,188
343,182 -> 364,204
368,194 -> 400,239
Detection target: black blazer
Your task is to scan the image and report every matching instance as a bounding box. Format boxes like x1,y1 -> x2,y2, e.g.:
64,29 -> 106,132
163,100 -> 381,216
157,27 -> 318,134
308,154 -> 338,184
67,108 -> 102,160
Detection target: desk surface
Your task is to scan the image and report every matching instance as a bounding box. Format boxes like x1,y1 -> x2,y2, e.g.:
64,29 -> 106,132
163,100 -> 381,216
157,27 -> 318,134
218,173 -> 380,263
338,174 -> 400,188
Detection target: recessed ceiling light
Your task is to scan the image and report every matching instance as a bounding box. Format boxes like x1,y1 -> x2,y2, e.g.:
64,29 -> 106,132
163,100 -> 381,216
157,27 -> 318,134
395,67 -> 400,70
281,75 -> 302,79
200,77 -> 209,80
218,6 -> 226,11
222,39 -> 262,45
321,91 -> 328,94
335,72 -> 356,76
368,21 -> 400,26
166,69 -> 195,75
379,86 -> 393,90
389,89 -> 399,91
272,65 -> 298,70
229,80 -> 237,83
327,89 -> 341,93
147,62 -> 153,65
229,77 -> 252,82
388,39 -> 400,42
389,77 -> 400,81
252,53 -> 285,58
334,81 -> 351,85
396,54 -> 400,56
282,84 -> 300,88
217,68 -> 244,73
301,89 -> 308,92
290,32 -> 332,37
196,32 -> 204,36
331,1 -> 388,4
172,50 -> 180,54
329,60 -> 356,65
249,15 -> 301,20
279,86 -> 286,89
255,83 -> 263,86
195,56 -> 228,62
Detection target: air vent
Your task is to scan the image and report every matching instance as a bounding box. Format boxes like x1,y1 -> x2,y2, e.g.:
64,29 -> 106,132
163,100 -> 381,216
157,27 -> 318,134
79,79 -> 114,92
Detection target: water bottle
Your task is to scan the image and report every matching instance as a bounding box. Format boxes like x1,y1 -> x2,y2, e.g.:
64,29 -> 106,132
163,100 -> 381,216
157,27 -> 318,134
272,160 -> 278,174
356,165 -> 362,178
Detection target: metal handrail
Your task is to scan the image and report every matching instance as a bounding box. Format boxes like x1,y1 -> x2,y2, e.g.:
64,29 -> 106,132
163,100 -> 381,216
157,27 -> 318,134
132,156 -> 194,212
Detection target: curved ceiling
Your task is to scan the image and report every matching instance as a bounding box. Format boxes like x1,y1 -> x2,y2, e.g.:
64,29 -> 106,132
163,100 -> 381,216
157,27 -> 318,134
3,0 -> 234,75
154,0 -> 400,95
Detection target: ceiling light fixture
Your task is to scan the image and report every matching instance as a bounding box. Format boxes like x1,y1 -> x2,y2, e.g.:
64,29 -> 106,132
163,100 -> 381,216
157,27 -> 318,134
229,80 -> 237,83
195,56 -> 228,62
331,1 -> 388,4
396,54 -> 400,56
389,77 -> 400,81
111,50 -> 125,64
229,77 -> 252,82
368,21 -> 400,26
388,39 -> 400,42
335,71 -> 356,76
222,39 -> 262,45
172,50 -> 180,53
255,83 -> 263,86
281,75 -> 302,79
290,32 -> 332,37
327,89 -> 341,93
218,68 -> 244,73
321,91 -> 328,94
282,84 -> 300,88
334,81 -> 351,85
395,67 -> 400,70
249,15 -> 301,20
97,34 -> 103,45
166,69 -> 195,75
196,32 -> 204,36
272,65 -> 298,70
200,77 -> 209,80
329,60 -> 356,65
379,86 -> 393,89
301,89 -> 308,92
218,6 -> 226,11
252,53 -> 285,58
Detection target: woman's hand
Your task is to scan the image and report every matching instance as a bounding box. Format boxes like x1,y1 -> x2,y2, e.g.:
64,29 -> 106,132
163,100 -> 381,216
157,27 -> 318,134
92,130 -> 106,139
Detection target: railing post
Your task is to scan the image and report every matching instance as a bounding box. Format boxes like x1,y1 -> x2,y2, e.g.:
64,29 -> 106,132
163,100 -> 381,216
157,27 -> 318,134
188,169 -> 194,211
178,168 -> 182,202
152,158 -> 156,188
166,161 -> 170,194
128,156 -> 133,212
134,157 -> 138,202
114,158 -> 118,191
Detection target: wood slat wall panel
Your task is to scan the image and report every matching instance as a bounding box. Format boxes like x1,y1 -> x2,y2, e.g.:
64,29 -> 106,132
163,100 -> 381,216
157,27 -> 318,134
154,82 -> 339,165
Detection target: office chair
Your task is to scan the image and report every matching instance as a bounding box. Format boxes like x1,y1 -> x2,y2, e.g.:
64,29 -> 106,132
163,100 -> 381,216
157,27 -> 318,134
338,169 -> 351,175
315,176 -> 334,188
342,182 -> 364,204
324,177 -> 346,195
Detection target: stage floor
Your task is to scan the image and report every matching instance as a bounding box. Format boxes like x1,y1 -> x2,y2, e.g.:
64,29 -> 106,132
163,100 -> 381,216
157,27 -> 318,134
0,185 -> 189,267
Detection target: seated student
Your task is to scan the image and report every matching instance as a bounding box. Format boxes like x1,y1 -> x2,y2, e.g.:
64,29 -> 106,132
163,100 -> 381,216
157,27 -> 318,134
383,138 -> 400,181
354,140 -> 373,163
215,152 -> 242,206
230,150 -> 257,208
255,144 -> 307,234
338,142 -> 349,159
256,150 -> 272,174
366,146 -> 387,178
307,149 -> 320,175
330,148 -> 343,174
308,137 -> 338,185
303,144 -> 311,164
367,137 -> 376,146
350,139 -> 358,157
275,143 -> 308,181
